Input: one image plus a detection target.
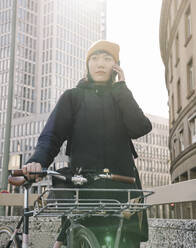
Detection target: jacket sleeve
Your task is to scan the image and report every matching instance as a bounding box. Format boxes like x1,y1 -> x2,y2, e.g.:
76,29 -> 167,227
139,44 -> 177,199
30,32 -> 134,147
26,90 -> 73,168
111,81 -> 152,139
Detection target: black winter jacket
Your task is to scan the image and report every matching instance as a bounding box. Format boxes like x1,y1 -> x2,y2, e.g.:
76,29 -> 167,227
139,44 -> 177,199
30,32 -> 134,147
27,79 -> 152,174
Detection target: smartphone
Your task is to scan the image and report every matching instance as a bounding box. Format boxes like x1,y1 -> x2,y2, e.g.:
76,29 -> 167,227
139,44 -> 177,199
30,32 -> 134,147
112,61 -> 120,81
112,69 -> 118,80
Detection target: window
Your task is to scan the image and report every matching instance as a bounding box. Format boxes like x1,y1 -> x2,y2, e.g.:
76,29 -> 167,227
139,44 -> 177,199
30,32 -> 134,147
185,5 -> 192,45
171,94 -> 175,123
169,54 -> 173,82
179,129 -> 184,152
187,58 -> 194,97
173,138 -> 177,159
188,114 -> 196,144
177,79 -> 181,112
175,33 -> 180,66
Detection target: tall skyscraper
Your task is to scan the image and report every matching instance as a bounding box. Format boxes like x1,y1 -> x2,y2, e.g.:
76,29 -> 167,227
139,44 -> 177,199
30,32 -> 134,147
0,0 -> 106,181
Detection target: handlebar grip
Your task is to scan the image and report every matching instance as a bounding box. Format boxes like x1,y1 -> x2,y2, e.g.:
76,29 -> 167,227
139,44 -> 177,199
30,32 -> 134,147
11,169 -> 24,176
11,170 -> 47,177
8,175 -> 26,186
111,174 -> 136,184
29,171 -> 47,177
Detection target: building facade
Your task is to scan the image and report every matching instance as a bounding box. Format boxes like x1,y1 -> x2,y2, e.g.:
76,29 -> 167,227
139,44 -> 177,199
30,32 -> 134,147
0,0 -> 106,182
160,0 -> 196,218
133,114 -> 170,189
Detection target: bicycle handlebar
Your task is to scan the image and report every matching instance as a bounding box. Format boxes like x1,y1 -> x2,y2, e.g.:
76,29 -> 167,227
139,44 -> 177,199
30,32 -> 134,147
11,169 -> 52,177
9,169 -> 136,186
110,174 -> 135,184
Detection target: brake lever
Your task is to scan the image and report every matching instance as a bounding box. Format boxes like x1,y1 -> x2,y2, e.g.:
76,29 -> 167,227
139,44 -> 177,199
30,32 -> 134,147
71,175 -> 88,185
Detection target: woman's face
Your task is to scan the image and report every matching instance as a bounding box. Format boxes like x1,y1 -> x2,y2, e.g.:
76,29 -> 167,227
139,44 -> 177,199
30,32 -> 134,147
88,52 -> 116,83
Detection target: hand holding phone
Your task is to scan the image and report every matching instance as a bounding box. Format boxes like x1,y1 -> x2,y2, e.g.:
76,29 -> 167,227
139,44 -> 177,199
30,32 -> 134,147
112,64 -> 125,82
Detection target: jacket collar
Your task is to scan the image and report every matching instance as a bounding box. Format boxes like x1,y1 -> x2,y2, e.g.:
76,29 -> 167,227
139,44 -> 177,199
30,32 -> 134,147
76,78 -> 112,90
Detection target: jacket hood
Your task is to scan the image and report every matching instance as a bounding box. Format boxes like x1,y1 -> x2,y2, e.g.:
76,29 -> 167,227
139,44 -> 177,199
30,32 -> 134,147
76,78 -> 89,88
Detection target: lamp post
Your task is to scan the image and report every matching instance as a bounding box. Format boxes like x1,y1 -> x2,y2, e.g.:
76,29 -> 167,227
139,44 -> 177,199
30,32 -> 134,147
0,0 -> 17,216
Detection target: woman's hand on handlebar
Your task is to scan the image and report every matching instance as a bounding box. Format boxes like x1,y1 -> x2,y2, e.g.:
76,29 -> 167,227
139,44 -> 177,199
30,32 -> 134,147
22,162 -> 42,182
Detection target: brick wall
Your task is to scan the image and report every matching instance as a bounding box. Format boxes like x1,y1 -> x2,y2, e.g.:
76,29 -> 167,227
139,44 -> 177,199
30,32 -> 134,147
0,217 -> 196,247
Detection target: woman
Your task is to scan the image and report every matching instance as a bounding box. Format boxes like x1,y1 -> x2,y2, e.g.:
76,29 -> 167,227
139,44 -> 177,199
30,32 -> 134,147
23,40 -> 152,247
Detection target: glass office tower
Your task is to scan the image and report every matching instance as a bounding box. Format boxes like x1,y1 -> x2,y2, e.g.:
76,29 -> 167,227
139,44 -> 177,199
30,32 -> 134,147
0,0 -> 106,181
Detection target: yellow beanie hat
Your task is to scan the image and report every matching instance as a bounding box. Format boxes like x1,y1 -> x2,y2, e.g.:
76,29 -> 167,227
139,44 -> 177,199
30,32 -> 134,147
86,40 -> 120,65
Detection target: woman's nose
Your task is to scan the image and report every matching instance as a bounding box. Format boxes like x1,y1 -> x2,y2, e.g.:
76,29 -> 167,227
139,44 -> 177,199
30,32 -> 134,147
96,59 -> 105,68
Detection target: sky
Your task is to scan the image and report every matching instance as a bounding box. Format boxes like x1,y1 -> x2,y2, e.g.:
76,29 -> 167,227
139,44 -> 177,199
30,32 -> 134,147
106,0 -> 169,118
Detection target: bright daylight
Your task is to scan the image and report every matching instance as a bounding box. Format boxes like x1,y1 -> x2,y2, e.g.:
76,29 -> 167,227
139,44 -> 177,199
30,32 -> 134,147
0,1 -> 196,248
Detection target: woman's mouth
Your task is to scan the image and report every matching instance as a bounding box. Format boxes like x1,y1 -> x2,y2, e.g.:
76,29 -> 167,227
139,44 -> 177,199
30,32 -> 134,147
96,71 -> 105,74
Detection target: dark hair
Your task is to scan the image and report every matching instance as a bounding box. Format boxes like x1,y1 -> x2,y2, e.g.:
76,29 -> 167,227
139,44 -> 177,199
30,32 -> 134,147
89,50 -> 113,57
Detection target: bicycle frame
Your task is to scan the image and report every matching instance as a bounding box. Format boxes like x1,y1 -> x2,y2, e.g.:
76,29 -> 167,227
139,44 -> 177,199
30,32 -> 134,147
22,184 -> 31,248
6,169 -> 154,248
9,184 -> 34,248
33,187 -> 153,248
5,187 -> 152,248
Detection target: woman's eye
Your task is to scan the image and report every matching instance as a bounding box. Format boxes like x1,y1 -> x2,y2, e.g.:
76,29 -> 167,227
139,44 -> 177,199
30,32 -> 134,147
91,56 -> 97,60
105,57 -> 112,62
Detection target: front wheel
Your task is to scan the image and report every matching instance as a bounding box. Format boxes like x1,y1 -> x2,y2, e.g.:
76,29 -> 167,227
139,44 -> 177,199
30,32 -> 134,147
0,225 -> 20,248
70,225 -> 100,248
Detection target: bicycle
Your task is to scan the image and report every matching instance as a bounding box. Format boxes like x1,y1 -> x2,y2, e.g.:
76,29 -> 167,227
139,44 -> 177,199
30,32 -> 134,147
0,168 -> 153,248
